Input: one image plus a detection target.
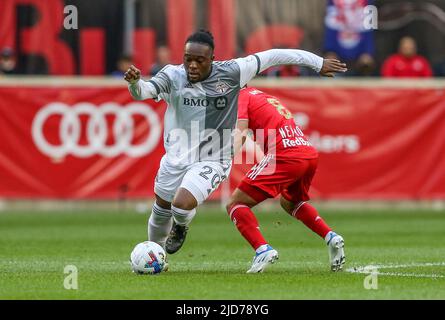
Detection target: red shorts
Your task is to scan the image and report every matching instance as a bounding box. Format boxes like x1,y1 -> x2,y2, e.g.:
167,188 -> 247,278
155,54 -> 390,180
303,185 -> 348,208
238,156 -> 318,204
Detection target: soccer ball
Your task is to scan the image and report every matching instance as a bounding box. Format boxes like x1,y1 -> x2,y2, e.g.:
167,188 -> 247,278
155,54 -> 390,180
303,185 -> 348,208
130,241 -> 167,275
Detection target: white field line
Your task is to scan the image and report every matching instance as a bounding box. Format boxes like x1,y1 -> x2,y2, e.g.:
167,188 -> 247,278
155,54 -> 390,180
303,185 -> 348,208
346,262 -> 445,278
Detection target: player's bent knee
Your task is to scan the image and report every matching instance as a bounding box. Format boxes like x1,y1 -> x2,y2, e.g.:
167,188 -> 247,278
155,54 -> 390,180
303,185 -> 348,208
225,196 -> 237,212
171,199 -> 196,211
225,200 -> 237,214
225,194 -> 247,214
172,188 -> 198,211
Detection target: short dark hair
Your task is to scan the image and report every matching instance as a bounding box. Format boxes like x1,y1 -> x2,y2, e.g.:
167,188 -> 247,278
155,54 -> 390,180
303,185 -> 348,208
185,29 -> 215,51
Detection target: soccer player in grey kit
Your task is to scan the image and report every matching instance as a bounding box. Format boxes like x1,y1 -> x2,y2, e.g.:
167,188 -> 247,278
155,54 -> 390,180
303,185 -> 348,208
124,30 -> 346,256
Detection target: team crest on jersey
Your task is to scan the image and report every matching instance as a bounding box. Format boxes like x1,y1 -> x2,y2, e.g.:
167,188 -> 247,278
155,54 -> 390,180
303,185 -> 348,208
214,96 -> 228,110
215,79 -> 229,93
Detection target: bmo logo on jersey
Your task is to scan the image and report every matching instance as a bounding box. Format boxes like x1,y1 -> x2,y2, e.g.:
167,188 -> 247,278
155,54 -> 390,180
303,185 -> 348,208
183,98 -> 210,107
182,97 -> 228,110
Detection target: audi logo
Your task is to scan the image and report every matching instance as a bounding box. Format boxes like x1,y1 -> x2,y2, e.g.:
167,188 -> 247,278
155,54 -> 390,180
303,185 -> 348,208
32,102 -> 162,158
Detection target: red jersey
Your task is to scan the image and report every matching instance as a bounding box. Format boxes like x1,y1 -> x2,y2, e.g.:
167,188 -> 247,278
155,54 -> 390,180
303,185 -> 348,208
381,54 -> 433,78
238,87 -> 317,159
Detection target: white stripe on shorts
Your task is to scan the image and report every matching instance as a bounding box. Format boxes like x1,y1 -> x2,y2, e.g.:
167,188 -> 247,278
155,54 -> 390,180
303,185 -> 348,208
248,154 -> 273,180
247,155 -> 267,179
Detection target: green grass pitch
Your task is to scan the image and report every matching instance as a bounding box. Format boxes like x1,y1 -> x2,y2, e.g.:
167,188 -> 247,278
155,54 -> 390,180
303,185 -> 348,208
0,204 -> 444,299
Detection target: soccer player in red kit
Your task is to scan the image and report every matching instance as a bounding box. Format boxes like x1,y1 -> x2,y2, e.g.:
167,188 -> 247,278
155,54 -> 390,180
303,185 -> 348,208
226,87 -> 345,273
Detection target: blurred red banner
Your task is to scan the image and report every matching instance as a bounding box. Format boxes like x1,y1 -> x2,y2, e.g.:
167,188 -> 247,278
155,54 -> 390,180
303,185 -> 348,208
0,85 -> 444,200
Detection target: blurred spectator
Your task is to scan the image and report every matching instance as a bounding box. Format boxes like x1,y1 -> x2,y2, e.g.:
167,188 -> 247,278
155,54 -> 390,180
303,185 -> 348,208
381,37 -> 433,78
150,46 -> 171,76
351,53 -> 377,76
323,0 -> 376,76
111,55 -> 133,77
0,47 -> 17,75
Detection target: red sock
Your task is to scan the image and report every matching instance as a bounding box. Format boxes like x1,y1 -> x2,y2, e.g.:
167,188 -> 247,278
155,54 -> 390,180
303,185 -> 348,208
291,202 -> 331,239
228,204 -> 267,250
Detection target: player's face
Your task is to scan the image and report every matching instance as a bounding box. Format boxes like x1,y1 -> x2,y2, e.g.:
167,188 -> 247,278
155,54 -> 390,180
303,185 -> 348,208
183,42 -> 214,83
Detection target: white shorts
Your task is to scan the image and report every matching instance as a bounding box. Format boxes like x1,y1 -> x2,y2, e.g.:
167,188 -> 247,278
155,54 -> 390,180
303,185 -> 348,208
154,155 -> 232,205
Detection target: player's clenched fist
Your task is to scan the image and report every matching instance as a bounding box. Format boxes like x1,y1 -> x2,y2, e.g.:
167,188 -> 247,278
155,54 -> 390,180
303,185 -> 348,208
124,65 -> 141,84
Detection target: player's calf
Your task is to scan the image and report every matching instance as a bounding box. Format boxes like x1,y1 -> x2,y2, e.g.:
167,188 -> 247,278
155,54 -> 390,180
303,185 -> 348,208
227,203 -> 268,250
283,199 -> 332,240
148,202 -> 173,249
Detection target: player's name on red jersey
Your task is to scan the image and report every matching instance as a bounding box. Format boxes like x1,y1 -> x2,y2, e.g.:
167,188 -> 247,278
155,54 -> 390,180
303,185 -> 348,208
278,125 -> 313,148
238,87 -> 318,159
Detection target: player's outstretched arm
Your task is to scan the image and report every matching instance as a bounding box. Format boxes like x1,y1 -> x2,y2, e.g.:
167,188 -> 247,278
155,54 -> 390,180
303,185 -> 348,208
256,49 -> 325,73
235,49 -> 347,86
124,65 -> 158,100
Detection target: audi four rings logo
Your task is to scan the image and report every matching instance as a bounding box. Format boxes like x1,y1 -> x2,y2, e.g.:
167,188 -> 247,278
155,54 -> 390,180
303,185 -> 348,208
32,102 -> 162,158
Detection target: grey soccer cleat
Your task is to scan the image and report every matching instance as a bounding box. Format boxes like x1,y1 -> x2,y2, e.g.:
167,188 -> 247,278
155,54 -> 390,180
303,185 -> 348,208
165,223 -> 189,254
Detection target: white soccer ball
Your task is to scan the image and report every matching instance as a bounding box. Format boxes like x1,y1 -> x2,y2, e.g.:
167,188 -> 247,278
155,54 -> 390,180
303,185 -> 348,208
130,241 -> 167,275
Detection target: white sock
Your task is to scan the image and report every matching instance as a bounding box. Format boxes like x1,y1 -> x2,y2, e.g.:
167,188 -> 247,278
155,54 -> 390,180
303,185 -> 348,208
171,205 -> 196,227
324,231 -> 337,245
148,203 -> 173,249
255,244 -> 269,254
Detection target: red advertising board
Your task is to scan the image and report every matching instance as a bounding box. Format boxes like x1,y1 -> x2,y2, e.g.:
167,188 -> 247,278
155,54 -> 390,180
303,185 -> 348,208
1,83 -> 444,199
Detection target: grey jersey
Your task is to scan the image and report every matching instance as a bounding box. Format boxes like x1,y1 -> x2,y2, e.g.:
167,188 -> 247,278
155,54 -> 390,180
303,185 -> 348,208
142,60 -> 243,166
128,50 -> 323,167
